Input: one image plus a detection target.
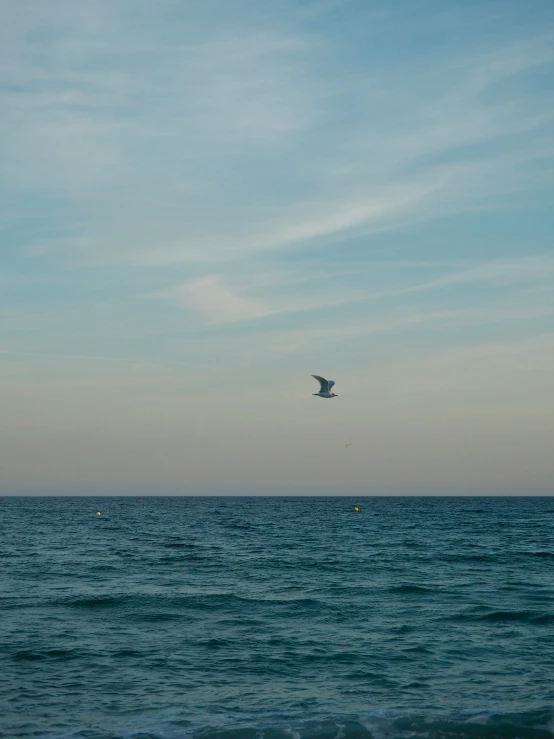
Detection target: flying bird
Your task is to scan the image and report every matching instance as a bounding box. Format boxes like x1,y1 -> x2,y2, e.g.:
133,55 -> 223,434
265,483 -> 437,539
311,375 -> 338,398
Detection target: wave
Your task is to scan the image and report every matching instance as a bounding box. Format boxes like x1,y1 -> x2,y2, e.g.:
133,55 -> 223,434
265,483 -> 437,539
388,584 -> 435,594
481,610 -> 541,622
440,553 -> 497,563
480,610 -> 553,624
56,591 -> 252,610
12,648 -> 82,662
446,608 -> 553,624
40,708 -> 554,739
163,541 -> 200,549
66,595 -> 124,608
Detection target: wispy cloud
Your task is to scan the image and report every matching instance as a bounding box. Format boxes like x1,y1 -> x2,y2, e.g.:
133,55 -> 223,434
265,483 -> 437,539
157,273 -> 370,324
246,310 -> 465,355
409,332 -> 554,376
405,255 -> 554,294
162,276 -> 271,324
2,2 -> 553,268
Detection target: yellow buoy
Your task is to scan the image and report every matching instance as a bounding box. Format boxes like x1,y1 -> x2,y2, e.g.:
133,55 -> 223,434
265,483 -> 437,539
96,511 -> 101,516
353,506 -> 359,512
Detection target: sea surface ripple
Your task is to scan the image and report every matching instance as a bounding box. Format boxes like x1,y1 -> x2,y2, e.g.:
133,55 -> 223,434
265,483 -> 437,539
1,496 -> 553,739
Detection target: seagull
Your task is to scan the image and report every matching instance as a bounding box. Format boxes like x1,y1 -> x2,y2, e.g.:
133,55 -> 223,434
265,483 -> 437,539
311,375 -> 338,398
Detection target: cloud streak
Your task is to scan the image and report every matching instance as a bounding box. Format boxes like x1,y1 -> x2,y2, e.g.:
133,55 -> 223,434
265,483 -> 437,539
163,276 -> 271,324
2,1 -> 553,269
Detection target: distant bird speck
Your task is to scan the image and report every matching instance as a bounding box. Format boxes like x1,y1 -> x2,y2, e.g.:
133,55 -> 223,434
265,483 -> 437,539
311,375 -> 338,398
345,442 -> 351,447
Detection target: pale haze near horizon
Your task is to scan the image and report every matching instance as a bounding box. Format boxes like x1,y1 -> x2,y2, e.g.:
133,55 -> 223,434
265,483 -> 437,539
1,0 -> 553,496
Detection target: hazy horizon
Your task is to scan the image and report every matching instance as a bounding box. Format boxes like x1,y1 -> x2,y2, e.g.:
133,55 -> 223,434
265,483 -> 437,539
2,0 -> 553,496
2,489 -> 553,498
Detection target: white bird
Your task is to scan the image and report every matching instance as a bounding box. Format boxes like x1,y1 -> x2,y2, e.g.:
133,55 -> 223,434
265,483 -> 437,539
311,375 -> 338,398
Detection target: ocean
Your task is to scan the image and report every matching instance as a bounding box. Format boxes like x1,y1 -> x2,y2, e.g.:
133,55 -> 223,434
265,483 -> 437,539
1,496 -> 553,739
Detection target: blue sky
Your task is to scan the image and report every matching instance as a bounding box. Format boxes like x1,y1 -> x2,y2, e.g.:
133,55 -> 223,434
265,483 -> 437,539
1,0 -> 553,494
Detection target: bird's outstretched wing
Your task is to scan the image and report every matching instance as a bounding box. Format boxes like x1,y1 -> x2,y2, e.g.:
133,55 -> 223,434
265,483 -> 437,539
311,374 -> 330,393
328,380 -> 336,390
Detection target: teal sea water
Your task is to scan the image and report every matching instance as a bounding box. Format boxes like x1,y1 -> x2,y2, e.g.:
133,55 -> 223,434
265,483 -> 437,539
1,496 -> 553,739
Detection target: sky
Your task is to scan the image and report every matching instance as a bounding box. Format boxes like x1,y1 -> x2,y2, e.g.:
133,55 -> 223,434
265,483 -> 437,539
1,0 -> 553,495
